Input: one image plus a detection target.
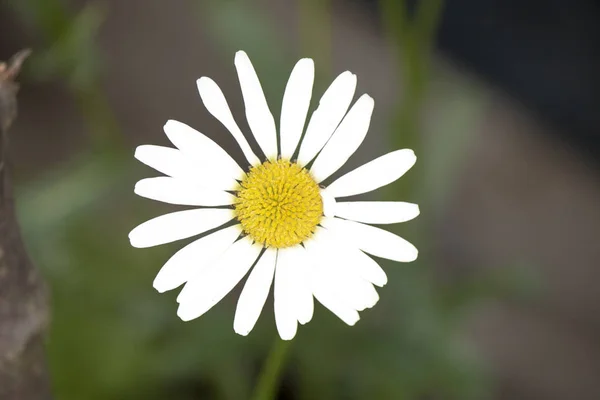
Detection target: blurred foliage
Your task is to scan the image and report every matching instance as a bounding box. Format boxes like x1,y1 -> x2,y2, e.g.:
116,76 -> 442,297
8,0 -> 121,149
4,0 -> 538,399
10,0 -> 104,89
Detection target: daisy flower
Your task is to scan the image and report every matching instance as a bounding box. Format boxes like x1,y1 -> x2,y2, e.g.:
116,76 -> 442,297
129,51 -> 419,340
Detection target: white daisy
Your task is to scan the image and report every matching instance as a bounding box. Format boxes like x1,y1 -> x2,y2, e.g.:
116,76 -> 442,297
129,51 -> 419,340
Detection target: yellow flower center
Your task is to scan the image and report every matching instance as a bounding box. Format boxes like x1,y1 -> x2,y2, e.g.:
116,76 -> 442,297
234,159 -> 323,248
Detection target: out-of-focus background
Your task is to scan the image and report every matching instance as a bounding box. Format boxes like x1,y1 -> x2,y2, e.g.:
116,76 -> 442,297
1,0 -> 600,399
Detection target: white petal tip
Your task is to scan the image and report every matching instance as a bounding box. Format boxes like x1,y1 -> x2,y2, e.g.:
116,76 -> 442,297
128,234 -> 143,249
133,146 -> 145,161
276,319 -> 298,340
366,296 -> 379,309
371,271 -> 388,288
298,315 -> 313,325
233,317 -> 253,337
176,306 -> 195,322
298,58 -> 314,68
234,327 -> 250,336
128,226 -> 159,248
163,119 -> 178,131
276,323 -> 298,340
404,249 -> 419,262
177,313 -> 189,322
196,77 -> 212,88
133,181 -> 143,195
234,51 -> 251,66
376,278 -> 388,287
398,149 -> 417,171
175,291 -> 185,303
413,204 -> 421,218
152,279 -> 171,294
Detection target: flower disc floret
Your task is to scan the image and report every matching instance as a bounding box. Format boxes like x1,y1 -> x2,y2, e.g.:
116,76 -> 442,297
234,159 -> 323,248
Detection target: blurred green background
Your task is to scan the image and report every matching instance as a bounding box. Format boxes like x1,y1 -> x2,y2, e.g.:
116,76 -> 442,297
2,0 -> 600,399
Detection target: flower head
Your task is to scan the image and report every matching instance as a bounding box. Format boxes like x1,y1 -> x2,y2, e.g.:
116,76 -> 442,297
129,51 -> 419,340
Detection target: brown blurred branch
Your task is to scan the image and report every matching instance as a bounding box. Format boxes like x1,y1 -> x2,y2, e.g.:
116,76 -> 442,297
0,50 -> 53,399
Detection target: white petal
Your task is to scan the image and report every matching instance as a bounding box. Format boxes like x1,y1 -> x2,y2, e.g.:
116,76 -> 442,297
312,291 -> 360,326
153,225 -> 241,293
310,226 -> 387,287
197,77 -> 260,166
134,145 -> 238,189
325,267 -> 377,312
233,248 -> 276,336
320,189 -> 337,218
346,248 -> 387,287
129,209 -> 234,248
335,201 -> 420,224
310,94 -> 374,183
280,58 -> 314,159
274,248 -> 299,340
321,217 -> 418,262
177,237 -> 261,321
296,275 -> 314,324
326,149 -> 417,198
134,145 -> 196,179
295,264 -> 314,325
297,71 -> 357,166
135,177 -> 235,206
305,230 -> 379,312
234,51 -> 278,160
282,245 -> 314,325
309,261 -> 360,326
163,120 -> 244,182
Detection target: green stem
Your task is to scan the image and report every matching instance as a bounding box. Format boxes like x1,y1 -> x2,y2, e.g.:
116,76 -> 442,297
251,338 -> 292,400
